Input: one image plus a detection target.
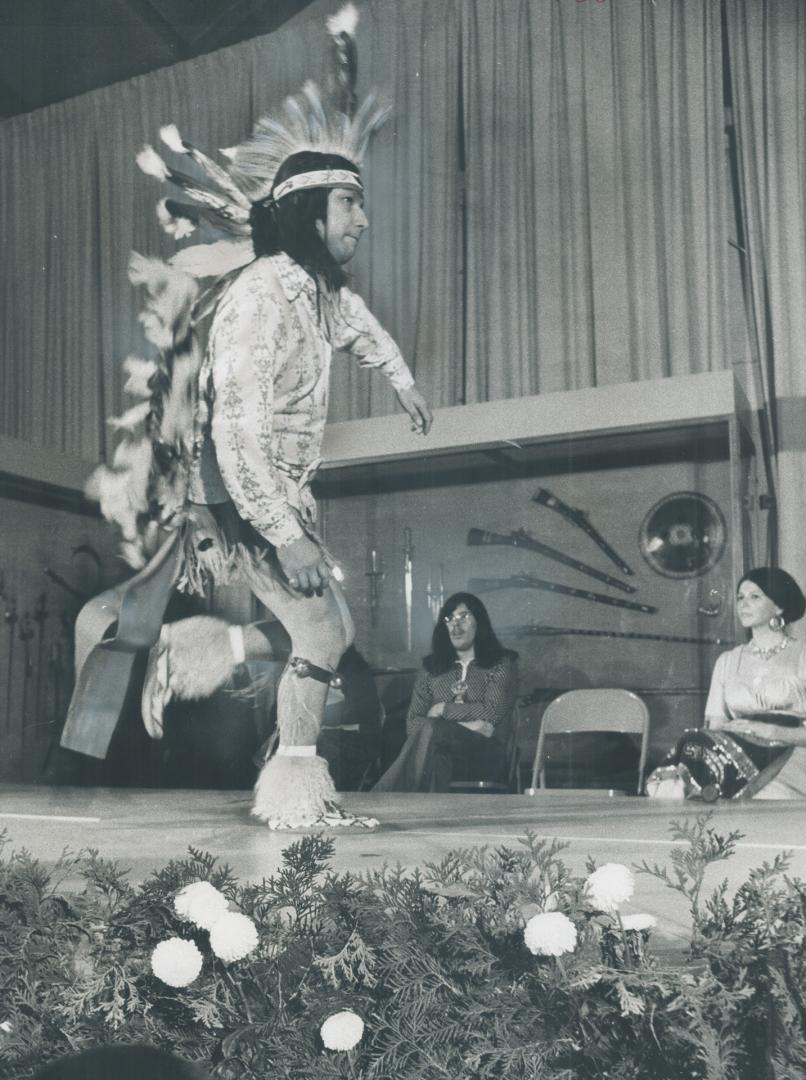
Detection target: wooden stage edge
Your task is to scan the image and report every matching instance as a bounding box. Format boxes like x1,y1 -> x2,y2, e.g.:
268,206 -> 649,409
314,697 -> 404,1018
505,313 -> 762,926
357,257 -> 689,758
1,784 -> 804,957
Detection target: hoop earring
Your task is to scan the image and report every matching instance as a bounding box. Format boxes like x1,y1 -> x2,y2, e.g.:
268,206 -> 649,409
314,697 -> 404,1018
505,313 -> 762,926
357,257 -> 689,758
769,613 -> 785,632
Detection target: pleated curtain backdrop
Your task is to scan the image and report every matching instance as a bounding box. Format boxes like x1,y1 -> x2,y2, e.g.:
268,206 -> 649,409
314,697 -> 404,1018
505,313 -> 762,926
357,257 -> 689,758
460,0 -> 739,403
0,0 -> 791,475
725,0 -> 806,588
323,0 -> 465,422
0,1 -> 333,461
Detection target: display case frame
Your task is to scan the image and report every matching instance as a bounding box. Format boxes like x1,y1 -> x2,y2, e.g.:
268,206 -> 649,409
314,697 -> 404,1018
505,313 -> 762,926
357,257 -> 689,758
316,371 -> 769,767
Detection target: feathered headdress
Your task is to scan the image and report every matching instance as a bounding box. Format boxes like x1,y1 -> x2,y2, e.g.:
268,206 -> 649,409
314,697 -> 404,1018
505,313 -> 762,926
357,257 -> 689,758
88,3 -> 384,571
136,2 -> 385,281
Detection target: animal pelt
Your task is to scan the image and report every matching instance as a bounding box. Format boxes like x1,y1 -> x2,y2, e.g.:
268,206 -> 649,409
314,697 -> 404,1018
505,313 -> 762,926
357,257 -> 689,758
164,615 -> 236,700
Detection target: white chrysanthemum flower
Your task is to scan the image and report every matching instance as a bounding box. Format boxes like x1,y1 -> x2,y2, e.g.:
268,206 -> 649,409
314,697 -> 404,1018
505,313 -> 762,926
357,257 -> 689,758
523,911 -> 578,957
320,1010 -> 365,1051
621,913 -> 657,932
150,938 -> 203,987
174,881 -> 230,930
209,912 -> 259,962
585,863 -> 635,912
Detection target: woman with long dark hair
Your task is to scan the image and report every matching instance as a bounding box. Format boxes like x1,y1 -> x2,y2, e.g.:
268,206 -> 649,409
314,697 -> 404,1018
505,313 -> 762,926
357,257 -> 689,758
373,593 -> 518,792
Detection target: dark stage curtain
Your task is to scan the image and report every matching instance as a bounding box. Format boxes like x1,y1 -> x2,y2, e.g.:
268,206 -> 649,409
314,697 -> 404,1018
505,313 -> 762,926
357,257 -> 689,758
4,0 -> 798,488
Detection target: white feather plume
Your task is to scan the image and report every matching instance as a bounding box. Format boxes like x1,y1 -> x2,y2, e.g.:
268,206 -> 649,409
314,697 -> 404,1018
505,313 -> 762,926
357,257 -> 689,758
326,2 -> 359,38
226,81 -> 388,203
169,239 -> 253,279
85,438 -> 153,543
108,400 -> 152,432
128,253 -> 199,349
136,145 -> 169,180
160,123 -> 187,154
122,355 -> 158,398
156,198 -> 197,239
119,541 -> 147,570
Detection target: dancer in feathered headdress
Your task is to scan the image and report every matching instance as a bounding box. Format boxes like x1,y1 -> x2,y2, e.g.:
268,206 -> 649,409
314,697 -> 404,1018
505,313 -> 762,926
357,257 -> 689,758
63,3 -> 433,827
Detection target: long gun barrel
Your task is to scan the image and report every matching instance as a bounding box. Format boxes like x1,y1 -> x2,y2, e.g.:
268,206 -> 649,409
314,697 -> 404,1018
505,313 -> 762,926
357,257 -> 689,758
532,488 -> 634,576
467,528 -> 636,594
502,623 -> 727,646
468,574 -> 657,614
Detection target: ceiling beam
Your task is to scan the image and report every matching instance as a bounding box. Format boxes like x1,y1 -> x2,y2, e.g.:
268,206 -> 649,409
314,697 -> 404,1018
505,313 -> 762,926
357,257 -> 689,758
184,0 -> 264,52
0,74 -> 32,119
186,0 -> 315,52
120,0 -> 193,61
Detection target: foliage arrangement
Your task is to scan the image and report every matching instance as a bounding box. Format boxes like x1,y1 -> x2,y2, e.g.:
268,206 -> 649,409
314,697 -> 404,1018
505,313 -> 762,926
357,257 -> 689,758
0,815 -> 804,1080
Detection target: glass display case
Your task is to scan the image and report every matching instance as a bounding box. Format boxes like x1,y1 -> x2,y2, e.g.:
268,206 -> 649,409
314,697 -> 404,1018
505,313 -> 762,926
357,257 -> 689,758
315,371 -> 768,765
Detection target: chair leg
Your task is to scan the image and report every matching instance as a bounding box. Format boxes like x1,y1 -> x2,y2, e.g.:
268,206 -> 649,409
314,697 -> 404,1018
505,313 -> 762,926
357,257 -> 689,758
358,757 -> 381,792
510,749 -> 522,794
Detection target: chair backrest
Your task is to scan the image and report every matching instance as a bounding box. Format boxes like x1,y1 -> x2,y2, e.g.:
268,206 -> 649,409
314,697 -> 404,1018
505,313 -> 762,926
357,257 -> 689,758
531,689 -> 649,794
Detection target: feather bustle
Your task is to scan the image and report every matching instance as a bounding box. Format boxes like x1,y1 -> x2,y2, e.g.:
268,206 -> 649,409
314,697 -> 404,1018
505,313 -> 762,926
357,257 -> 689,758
136,145 -> 169,180
159,124 -> 186,154
326,2 -> 359,38
156,199 -> 196,239
169,239 -> 254,280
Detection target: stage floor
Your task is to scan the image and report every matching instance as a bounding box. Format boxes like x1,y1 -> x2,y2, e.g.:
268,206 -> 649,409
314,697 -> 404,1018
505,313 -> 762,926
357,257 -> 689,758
1,784 -> 804,959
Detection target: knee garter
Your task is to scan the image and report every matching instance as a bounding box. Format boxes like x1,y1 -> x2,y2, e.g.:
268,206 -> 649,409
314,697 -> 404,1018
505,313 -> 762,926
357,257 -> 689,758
288,655 -> 342,689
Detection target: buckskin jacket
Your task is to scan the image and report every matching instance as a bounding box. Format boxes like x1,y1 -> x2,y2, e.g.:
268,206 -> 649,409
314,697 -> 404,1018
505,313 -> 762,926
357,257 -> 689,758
190,252 -> 414,547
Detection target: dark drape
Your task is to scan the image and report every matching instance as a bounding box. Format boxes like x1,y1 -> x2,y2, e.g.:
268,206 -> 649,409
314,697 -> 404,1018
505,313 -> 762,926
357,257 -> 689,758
2,0 -> 793,483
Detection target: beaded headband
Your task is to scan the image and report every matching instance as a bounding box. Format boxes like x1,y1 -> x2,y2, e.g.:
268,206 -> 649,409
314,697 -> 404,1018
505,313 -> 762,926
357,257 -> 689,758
271,168 -> 363,203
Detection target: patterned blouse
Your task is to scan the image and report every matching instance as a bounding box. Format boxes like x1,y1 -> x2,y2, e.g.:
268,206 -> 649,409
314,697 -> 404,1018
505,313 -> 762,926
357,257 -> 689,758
195,253 -> 414,547
405,656 -> 519,744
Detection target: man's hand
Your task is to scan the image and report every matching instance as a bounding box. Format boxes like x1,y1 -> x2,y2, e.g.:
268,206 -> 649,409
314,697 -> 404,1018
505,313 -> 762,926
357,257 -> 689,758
278,536 -> 331,596
397,385 -> 433,435
427,702 -> 446,718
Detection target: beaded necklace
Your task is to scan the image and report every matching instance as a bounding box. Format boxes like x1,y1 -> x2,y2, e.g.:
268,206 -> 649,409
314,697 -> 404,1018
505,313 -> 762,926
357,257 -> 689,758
747,635 -> 789,661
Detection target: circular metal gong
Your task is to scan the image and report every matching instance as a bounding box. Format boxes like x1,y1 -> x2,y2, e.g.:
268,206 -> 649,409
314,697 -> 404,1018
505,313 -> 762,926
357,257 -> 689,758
639,492 -> 727,578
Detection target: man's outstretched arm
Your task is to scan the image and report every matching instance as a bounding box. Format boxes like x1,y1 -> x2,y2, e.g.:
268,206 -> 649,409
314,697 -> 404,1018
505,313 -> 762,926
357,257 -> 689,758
396,385 -> 433,435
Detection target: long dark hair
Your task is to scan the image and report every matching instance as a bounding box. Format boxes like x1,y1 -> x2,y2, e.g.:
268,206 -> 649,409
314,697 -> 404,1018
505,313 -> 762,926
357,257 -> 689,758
425,592 -> 517,675
249,151 -> 361,290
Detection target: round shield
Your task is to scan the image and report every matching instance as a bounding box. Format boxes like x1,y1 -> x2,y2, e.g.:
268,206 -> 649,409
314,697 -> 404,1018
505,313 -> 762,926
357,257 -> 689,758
638,492 -> 727,578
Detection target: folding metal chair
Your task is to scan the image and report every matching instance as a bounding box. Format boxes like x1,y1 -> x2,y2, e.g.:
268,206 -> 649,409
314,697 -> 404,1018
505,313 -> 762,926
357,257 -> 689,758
528,690 -> 649,795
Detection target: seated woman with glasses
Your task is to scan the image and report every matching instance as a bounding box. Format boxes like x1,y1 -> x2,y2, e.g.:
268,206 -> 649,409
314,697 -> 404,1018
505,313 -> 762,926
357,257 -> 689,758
373,592 -> 518,792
